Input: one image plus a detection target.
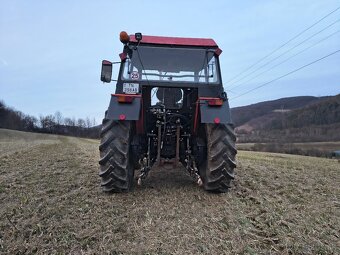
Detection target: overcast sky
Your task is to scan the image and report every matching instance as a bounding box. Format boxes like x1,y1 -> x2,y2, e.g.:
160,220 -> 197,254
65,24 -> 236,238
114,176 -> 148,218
0,0 -> 339,123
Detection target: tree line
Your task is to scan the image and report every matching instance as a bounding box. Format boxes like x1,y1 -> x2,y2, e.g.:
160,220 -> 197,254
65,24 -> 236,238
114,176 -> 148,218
0,100 -> 100,138
266,94 -> 340,130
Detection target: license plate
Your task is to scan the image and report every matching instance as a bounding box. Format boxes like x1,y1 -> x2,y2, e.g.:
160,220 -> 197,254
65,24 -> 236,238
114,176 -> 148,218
123,83 -> 139,94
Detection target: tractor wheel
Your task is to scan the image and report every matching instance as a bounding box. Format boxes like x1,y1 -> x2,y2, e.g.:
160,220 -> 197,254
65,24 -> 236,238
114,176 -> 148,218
199,123 -> 237,193
99,118 -> 135,192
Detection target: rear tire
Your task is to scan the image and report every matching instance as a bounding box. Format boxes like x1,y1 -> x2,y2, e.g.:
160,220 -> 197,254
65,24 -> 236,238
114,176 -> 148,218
199,123 -> 237,193
99,118 -> 135,192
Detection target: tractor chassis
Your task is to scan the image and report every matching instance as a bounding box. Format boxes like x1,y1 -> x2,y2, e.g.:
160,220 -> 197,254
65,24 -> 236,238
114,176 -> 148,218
136,118 -> 202,186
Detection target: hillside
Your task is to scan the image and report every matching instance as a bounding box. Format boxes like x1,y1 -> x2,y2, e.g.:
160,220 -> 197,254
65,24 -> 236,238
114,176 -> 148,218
233,94 -> 340,142
0,129 -> 339,254
231,96 -> 328,128
281,94 -> 340,128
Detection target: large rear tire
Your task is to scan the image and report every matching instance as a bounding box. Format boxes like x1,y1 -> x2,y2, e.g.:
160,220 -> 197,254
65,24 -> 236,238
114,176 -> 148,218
199,123 -> 237,193
99,118 -> 134,192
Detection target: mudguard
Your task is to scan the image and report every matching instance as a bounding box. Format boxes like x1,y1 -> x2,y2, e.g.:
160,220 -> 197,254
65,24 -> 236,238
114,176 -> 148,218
106,95 -> 141,120
200,99 -> 232,124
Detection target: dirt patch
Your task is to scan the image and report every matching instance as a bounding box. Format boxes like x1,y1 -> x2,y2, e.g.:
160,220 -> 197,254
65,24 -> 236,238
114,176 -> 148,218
0,131 -> 339,254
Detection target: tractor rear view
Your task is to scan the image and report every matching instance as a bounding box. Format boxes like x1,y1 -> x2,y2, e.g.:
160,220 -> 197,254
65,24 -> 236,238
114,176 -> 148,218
99,31 -> 237,193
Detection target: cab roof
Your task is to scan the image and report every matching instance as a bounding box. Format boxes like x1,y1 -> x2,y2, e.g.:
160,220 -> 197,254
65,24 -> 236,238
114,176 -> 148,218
130,34 -> 218,47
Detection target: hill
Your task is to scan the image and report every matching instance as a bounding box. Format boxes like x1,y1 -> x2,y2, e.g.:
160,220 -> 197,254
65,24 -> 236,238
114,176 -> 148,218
0,129 -> 339,254
233,94 -> 340,142
280,94 -> 340,128
231,96 -> 328,128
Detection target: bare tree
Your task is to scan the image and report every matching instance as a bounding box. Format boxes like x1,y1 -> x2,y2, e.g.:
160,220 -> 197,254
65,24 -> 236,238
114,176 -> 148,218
54,111 -> 63,126
64,117 -> 75,127
22,115 -> 37,131
39,115 -> 47,129
77,118 -> 86,128
85,117 -> 91,128
39,115 -> 56,132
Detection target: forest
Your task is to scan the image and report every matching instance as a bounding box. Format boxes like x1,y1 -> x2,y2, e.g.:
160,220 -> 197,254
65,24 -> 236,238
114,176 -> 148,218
0,100 -> 100,138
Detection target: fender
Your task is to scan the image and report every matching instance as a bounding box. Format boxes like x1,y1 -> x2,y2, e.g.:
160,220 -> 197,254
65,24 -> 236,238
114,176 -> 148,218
106,94 -> 141,121
195,97 -> 232,127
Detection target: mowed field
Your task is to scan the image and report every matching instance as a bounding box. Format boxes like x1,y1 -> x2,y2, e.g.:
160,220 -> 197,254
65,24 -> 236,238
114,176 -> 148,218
237,142 -> 340,153
0,129 -> 339,254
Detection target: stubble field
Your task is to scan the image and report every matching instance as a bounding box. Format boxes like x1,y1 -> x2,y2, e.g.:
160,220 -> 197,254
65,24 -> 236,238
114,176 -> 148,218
0,129 -> 339,254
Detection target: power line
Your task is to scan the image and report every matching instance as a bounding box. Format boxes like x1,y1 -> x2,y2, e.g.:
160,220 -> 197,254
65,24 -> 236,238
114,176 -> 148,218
227,29 -> 340,91
227,19 -> 339,88
225,6 -> 340,84
230,49 -> 340,101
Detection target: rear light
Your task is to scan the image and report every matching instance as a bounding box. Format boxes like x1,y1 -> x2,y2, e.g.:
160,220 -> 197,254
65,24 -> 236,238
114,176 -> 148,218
117,95 -> 135,103
119,114 -> 126,120
113,94 -> 141,104
135,32 -> 143,41
214,117 -> 220,124
207,98 -> 223,106
198,97 -> 224,106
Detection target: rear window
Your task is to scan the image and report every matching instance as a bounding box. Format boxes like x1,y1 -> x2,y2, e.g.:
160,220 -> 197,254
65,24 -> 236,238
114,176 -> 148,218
121,46 -> 219,84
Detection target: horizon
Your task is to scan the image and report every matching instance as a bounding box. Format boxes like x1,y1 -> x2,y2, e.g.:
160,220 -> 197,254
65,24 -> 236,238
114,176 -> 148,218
1,93 -> 338,124
1,0 -> 339,123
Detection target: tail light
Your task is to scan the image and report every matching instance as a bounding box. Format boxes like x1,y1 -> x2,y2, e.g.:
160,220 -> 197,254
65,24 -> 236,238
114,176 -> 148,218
113,94 -> 141,103
198,97 -> 224,106
117,95 -> 134,103
207,98 -> 223,106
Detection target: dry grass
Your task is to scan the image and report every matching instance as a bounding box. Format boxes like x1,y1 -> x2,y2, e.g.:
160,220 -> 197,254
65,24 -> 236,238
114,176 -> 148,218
0,129 -> 60,156
237,141 -> 340,152
0,129 -> 339,254
237,143 -> 255,151
292,141 -> 340,151
237,141 -> 340,158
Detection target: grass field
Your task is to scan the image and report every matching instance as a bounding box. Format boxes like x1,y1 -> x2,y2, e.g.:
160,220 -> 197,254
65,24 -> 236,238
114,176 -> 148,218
237,141 -> 340,151
0,129 -> 339,254
237,141 -> 340,158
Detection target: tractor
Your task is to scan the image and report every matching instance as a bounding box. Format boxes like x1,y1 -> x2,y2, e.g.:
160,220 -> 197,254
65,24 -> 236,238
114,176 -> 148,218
99,31 -> 237,193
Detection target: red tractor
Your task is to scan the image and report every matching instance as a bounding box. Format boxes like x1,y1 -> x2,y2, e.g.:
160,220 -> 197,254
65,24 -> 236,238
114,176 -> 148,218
99,32 -> 237,193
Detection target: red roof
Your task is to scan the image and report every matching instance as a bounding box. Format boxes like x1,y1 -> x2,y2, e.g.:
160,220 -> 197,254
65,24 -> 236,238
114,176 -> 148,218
130,34 -> 218,47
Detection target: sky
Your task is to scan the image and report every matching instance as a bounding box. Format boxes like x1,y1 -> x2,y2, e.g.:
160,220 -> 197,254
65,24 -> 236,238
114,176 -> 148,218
0,0 -> 339,124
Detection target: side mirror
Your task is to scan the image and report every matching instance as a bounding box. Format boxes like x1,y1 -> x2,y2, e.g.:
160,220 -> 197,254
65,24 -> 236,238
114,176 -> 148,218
100,60 -> 113,82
